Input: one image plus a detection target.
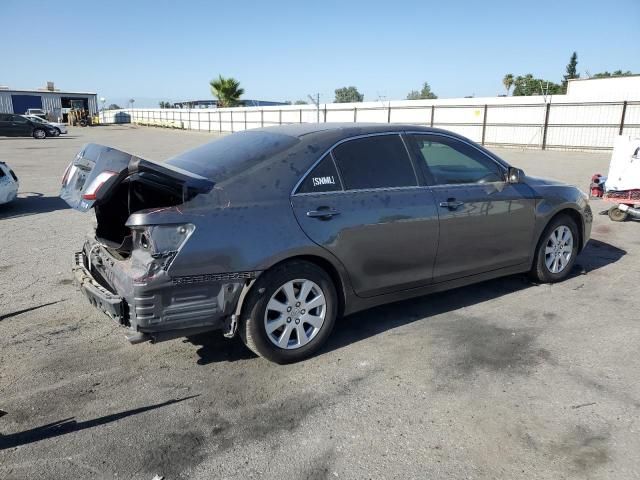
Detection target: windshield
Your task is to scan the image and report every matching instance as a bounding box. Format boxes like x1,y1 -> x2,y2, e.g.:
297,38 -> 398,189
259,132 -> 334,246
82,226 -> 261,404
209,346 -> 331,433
166,130 -> 299,182
26,116 -> 46,123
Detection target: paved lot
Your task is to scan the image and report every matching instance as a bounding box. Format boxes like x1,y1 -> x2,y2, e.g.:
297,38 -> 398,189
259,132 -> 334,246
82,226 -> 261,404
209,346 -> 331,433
0,126 -> 638,480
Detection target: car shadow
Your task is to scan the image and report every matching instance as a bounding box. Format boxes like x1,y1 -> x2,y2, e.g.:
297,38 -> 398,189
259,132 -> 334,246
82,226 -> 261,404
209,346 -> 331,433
186,334 -> 258,365
185,239 -> 625,364
0,193 -> 68,219
321,238 -> 625,356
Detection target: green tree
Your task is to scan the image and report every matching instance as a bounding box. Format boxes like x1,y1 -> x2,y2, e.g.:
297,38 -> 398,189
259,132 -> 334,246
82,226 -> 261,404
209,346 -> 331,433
406,82 -> 438,100
502,74 -> 514,95
210,75 -> 245,107
593,70 -> 634,78
108,103 -> 121,110
334,86 -> 364,103
512,74 -> 563,96
562,51 -> 580,91
294,100 -> 308,105
158,101 -> 172,108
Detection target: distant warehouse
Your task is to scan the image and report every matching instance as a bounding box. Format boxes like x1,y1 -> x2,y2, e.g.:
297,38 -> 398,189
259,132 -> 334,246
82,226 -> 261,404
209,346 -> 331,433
0,82 -> 98,122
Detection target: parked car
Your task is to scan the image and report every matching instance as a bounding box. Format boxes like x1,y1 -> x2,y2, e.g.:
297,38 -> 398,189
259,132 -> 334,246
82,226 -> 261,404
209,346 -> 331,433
60,124 -> 592,363
24,115 -> 68,135
0,161 -> 19,205
0,113 -> 58,139
25,108 -> 47,119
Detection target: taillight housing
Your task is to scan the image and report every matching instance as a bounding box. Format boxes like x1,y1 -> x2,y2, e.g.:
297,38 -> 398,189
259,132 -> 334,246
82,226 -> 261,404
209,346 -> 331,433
61,162 -> 75,187
133,224 -> 195,255
82,171 -> 118,200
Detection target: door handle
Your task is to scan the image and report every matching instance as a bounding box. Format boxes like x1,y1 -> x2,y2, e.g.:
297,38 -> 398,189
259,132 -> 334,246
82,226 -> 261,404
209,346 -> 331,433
439,199 -> 464,210
306,207 -> 340,219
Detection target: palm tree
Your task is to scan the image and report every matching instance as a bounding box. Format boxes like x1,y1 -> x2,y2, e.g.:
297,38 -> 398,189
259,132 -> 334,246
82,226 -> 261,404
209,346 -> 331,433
210,75 -> 245,107
502,74 -> 514,96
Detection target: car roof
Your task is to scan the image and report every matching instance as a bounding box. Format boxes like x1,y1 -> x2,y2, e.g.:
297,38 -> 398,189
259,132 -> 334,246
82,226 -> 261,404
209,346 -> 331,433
248,122 -> 454,139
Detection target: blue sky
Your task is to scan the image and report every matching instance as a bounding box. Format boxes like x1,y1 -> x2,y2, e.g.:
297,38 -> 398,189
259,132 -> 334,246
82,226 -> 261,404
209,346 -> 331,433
3,0 -> 639,107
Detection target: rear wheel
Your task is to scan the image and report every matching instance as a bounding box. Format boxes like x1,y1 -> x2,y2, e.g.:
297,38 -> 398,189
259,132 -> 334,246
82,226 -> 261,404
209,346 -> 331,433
608,206 -> 628,222
33,128 -> 46,139
240,260 -> 337,363
530,214 -> 579,283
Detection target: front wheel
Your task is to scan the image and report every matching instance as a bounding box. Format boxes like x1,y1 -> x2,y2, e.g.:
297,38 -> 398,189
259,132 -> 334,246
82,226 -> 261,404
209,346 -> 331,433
240,261 -> 337,363
33,128 -> 46,139
530,214 -> 579,283
54,128 -> 61,136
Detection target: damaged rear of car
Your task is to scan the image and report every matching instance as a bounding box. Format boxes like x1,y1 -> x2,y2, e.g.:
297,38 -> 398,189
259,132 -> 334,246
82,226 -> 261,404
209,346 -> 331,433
61,143 -> 252,343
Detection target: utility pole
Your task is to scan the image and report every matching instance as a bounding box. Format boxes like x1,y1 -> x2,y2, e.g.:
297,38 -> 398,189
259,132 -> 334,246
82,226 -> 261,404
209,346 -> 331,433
308,93 -> 320,123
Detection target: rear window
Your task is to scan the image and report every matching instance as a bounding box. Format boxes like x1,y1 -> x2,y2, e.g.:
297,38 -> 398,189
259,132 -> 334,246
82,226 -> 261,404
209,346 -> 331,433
296,155 -> 342,194
332,134 -> 417,190
167,130 -> 299,182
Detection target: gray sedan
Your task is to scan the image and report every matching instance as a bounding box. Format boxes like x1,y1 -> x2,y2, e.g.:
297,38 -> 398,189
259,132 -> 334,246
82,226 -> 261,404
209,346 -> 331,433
60,124 -> 592,363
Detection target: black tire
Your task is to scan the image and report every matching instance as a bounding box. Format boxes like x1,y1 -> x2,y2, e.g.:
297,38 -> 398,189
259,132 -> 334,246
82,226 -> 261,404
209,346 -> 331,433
239,260 -> 337,364
530,214 -> 579,283
608,206 -> 628,222
54,128 -> 61,136
33,128 -> 46,139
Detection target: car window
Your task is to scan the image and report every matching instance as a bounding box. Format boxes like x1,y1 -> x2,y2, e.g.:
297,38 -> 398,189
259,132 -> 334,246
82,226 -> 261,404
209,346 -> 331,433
409,135 -> 503,185
0,114 -> 12,121
11,115 -> 28,123
297,155 -> 342,194
28,116 -> 45,123
332,134 -> 416,190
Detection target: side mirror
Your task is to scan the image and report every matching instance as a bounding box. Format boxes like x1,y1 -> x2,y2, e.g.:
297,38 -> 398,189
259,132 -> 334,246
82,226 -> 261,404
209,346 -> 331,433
507,167 -> 523,184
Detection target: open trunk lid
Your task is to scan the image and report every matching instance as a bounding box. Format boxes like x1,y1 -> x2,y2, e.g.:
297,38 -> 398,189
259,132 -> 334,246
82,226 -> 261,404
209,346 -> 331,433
60,143 -> 214,212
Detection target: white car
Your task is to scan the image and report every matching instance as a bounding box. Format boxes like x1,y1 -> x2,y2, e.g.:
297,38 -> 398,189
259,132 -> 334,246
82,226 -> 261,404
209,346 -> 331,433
24,115 -> 68,135
0,162 -> 19,205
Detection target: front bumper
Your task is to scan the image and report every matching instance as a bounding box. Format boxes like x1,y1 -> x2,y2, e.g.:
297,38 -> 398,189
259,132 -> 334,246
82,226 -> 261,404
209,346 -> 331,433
73,240 -> 254,342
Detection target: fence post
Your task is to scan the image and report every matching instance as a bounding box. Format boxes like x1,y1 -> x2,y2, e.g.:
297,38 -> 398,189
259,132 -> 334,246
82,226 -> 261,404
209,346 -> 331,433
261,109 -> 264,128
354,107 -> 357,122
619,101 -> 628,135
218,111 -> 222,133
324,104 -> 327,122
244,110 -> 247,130
481,104 -> 488,145
208,111 -> 211,132
198,111 -> 201,131
387,105 -> 391,123
230,110 -> 234,132
430,105 -> 435,127
300,109 -> 302,124
541,103 -> 551,150
279,110 -> 282,125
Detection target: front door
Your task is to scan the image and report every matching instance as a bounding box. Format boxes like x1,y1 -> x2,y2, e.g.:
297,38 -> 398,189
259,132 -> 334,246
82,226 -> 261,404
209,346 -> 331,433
291,134 -> 440,298
406,133 -> 536,282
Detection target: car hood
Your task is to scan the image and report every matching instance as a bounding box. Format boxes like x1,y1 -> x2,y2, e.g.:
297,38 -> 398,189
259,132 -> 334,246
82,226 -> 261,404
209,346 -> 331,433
523,175 -> 571,187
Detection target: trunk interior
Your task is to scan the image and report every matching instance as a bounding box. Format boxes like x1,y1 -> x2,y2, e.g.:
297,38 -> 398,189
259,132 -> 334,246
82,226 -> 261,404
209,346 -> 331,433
95,177 -> 186,257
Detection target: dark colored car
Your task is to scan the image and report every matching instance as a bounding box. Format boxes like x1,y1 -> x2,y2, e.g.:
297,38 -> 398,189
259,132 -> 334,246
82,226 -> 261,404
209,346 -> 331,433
0,113 -> 58,139
61,124 -> 592,363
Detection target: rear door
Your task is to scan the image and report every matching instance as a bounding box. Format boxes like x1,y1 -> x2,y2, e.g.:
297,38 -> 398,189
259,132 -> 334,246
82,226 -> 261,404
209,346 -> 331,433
0,114 -> 12,136
406,133 -> 535,282
291,133 -> 440,298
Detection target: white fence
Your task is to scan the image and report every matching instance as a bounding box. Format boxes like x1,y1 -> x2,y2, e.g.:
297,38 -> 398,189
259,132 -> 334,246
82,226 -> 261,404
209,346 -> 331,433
100,96 -> 640,151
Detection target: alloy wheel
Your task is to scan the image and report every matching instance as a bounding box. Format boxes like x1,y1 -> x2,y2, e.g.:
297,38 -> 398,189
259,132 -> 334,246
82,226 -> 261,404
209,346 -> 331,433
264,279 -> 326,349
544,225 -> 573,274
